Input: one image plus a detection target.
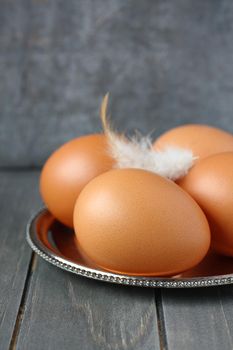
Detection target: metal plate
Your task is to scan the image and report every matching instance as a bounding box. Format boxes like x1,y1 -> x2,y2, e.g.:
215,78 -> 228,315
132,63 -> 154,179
26,208 -> 233,288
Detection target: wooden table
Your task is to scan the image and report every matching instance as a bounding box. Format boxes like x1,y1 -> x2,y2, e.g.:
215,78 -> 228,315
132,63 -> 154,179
1,0 -> 233,348
1,170 -> 233,350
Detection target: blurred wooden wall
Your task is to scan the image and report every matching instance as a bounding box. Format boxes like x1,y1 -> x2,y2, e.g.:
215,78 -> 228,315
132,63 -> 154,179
1,0 -> 233,167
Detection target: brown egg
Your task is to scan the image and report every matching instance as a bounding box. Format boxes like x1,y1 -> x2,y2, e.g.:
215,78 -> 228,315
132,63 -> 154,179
73,169 -> 210,276
178,152 -> 233,257
40,134 -> 114,228
153,124 -> 233,160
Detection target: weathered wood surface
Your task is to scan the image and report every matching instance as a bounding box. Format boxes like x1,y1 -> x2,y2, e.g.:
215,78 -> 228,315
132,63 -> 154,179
1,0 -> 233,167
0,171 -> 40,350
1,0 -> 233,349
16,261 -> 160,350
0,171 -> 161,350
1,171 -> 233,350
161,287 -> 233,350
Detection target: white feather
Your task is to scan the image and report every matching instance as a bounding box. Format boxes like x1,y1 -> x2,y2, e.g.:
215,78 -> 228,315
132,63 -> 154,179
107,132 -> 195,180
101,94 -> 195,181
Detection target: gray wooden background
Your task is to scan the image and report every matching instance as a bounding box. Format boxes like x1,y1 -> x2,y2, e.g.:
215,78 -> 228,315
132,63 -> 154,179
1,0 -> 233,167
1,1 -> 233,349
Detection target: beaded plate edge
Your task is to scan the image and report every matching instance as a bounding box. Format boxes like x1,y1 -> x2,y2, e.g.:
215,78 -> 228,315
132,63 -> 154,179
26,208 -> 233,289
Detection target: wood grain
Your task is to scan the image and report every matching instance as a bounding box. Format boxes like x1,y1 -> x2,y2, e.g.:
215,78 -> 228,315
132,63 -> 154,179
0,171 -> 41,350
161,287 -> 233,350
16,260 -> 160,350
1,174 -> 233,350
2,2 -> 233,348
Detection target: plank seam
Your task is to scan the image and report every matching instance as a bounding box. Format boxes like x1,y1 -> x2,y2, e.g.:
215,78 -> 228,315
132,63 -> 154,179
9,253 -> 37,350
155,289 -> 168,350
218,288 -> 233,348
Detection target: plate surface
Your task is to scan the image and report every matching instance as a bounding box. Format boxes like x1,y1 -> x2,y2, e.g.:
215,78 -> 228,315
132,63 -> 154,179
27,208 -> 233,288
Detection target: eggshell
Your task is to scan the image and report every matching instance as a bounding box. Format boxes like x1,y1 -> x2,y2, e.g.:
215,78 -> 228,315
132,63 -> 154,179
178,152 -> 233,257
40,134 -> 114,228
153,124 -> 233,160
73,169 -> 210,276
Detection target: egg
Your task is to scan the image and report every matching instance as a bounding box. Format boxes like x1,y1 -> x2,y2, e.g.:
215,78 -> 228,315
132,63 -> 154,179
178,152 -> 233,257
40,134 -> 114,228
153,124 -> 233,160
73,168 -> 210,276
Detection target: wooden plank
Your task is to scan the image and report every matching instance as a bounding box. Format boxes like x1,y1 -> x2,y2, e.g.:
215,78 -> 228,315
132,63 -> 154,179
161,287 -> 233,350
217,286 -> 233,344
16,258 -> 160,350
0,170 -> 41,350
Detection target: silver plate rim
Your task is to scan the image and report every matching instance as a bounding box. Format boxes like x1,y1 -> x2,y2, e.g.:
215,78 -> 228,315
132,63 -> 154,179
26,208 -> 233,288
